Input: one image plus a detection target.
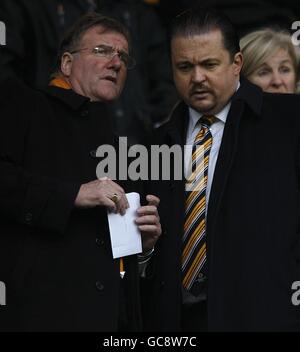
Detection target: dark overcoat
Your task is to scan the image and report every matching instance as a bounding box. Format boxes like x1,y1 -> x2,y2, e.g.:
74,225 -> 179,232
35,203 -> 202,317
145,79 -> 300,331
0,80 -> 142,331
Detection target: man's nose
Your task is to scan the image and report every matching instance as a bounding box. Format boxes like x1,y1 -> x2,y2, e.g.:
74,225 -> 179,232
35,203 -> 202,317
192,66 -> 206,83
107,53 -> 123,70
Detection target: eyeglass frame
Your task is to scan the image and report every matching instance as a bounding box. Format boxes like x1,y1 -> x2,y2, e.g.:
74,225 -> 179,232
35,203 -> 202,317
69,44 -> 136,69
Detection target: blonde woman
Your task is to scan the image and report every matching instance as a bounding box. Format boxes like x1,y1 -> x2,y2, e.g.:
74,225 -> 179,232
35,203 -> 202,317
240,29 -> 300,93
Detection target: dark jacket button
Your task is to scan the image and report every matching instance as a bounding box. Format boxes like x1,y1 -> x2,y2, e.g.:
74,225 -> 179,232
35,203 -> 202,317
25,212 -> 33,224
89,150 -> 97,158
96,281 -> 104,291
96,238 -> 104,246
115,108 -> 124,118
197,273 -> 206,280
160,280 -> 165,289
80,109 -> 89,117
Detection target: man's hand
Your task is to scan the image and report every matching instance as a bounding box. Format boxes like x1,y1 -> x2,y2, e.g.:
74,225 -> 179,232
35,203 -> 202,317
135,195 -> 162,252
74,177 -> 129,214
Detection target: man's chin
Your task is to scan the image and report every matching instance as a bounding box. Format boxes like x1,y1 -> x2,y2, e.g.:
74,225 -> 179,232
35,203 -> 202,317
191,102 -> 215,114
94,90 -> 120,102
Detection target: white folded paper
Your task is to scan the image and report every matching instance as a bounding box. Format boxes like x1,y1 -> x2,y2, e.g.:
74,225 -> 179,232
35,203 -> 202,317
107,192 -> 142,259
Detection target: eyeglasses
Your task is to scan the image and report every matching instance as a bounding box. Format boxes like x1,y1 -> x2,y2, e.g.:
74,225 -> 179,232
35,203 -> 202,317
70,44 -> 136,69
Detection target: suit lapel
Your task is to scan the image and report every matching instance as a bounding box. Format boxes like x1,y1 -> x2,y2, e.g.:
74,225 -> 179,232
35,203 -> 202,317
164,101 -> 189,148
162,102 -> 188,250
207,99 -> 244,241
207,78 -> 262,237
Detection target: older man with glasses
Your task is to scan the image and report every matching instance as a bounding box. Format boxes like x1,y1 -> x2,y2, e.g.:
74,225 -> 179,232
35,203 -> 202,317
0,13 -> 161,332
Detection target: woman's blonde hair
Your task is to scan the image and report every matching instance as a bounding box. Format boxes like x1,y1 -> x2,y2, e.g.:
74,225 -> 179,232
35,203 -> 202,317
240,29 -> 300,91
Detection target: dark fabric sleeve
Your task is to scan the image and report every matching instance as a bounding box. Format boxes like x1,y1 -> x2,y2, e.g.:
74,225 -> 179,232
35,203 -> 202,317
0,79 -> 80,235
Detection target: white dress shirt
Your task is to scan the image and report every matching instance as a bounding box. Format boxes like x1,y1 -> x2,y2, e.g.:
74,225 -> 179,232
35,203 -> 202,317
184,82 -> 240,208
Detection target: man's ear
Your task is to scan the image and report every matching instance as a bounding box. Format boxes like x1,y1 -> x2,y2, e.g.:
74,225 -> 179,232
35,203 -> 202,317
233,52 -> 243,75
61,52 -> 73,77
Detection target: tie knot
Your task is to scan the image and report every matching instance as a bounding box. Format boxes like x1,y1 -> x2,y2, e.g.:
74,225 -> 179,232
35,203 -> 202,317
201,115 -> 216,127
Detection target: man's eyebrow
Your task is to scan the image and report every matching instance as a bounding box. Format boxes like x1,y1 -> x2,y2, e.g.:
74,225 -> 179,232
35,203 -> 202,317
93,43 -> 111,48
95,43 -> 129,54
175,60 -> 194,67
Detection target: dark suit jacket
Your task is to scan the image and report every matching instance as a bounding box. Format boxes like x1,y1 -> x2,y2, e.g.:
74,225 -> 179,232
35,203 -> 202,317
0,79 -> 142,331
145,78 -> 300,331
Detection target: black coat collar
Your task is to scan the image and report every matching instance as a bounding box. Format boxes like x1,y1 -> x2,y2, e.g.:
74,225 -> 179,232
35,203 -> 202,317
40,85 -> 120,143
163,77 -> 263,144
40,85 -> 91,111
164,101 -> 189,146
232,76 -> 263,117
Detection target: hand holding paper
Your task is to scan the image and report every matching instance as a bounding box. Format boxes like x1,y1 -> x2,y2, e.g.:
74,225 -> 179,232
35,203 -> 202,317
107,193 -> 162,259
135,194 -> 162,252
107,192 -> 142,258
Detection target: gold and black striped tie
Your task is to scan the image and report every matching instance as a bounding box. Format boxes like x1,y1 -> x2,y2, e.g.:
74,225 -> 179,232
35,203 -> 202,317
182,115 -> 216,291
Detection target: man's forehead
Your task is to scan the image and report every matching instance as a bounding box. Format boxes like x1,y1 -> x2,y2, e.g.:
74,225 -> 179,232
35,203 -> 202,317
171,30 -> 228,59
80,26 -> 128,48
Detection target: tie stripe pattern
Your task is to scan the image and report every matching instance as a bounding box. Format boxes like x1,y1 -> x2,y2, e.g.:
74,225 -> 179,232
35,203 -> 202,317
182,116 -> 215,290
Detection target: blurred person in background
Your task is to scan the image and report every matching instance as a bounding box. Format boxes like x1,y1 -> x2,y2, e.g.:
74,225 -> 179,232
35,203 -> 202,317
155,0 -> 297,36
240,29 -> 300,93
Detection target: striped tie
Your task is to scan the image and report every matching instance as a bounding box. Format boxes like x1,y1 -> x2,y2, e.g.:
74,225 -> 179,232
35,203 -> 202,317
182,115 -> 216,291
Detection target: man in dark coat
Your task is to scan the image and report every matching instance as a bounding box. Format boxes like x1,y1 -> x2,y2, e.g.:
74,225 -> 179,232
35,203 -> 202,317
0,0 -> 176,144
145,7 -> 300,331
0,13 -> 161,331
